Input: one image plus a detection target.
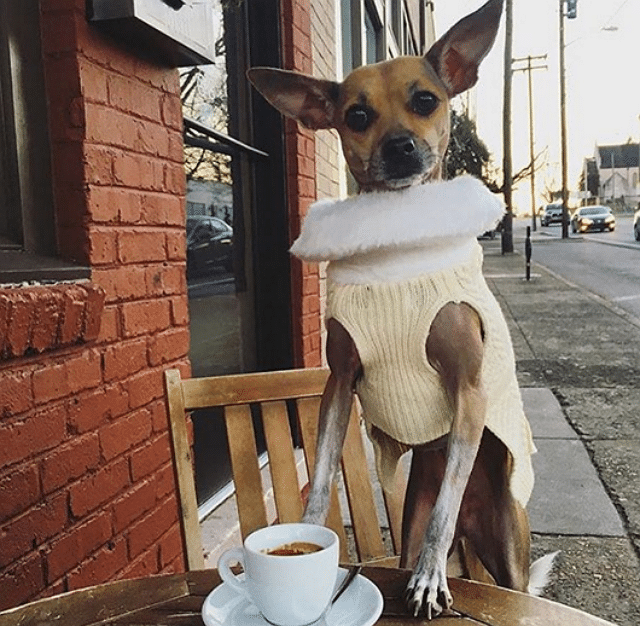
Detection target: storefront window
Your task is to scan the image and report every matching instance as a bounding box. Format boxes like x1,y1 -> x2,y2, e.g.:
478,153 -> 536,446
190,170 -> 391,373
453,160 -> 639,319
180,0 -> 292,511
181,45 -> 244,377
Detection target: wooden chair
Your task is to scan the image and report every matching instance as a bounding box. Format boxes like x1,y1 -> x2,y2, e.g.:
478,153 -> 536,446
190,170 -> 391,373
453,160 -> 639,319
164,367 -> 404,571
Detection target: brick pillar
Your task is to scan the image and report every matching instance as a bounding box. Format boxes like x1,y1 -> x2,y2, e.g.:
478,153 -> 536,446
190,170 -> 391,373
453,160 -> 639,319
281,0 -> 322,367
0,0 -> 189,608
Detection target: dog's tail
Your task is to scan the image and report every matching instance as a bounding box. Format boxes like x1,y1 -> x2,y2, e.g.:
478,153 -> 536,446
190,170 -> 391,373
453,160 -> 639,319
527,551 -> 560,596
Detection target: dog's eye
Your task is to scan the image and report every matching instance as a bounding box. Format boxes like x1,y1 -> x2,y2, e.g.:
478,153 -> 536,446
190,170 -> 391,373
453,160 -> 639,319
411,91 -> 439,117
345,105 -> 375,132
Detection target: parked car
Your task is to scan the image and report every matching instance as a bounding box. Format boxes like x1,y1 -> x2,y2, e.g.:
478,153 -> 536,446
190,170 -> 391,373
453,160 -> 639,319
634,207 -> 640,241
478,215 -> 505,240
186,215 -> 233,277
540,203 -> 563,226
570,206 -> 615,234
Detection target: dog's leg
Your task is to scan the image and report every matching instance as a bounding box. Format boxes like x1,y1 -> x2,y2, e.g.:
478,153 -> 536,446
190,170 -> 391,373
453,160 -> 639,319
400,443 -> 444,570
462,432 -> 531,592
403,430 -> 533,596
404,302 -> 487,618
303,319 -> 361,524
486,497 -> 530,591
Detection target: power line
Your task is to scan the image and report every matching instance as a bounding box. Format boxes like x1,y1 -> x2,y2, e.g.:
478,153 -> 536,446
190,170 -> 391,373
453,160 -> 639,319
603,0 -> 631,29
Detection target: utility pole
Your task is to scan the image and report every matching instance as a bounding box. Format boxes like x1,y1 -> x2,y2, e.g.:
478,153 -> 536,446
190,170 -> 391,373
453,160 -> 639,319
559,0 -> 577,238
501,0 -> 514,254
512,55 -> 547,232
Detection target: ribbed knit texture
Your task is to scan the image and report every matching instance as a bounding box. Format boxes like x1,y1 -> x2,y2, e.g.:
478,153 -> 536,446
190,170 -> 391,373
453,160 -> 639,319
327,245 -> 535,507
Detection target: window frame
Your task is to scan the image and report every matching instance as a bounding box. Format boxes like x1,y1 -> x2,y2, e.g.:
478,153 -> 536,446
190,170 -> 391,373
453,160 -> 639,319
0,2 -> 89,282
364,1 -> 384,64
0,7 -> 21,251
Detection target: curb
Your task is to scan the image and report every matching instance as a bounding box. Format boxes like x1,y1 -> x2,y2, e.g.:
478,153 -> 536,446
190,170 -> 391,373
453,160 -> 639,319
489,244 -> 640,332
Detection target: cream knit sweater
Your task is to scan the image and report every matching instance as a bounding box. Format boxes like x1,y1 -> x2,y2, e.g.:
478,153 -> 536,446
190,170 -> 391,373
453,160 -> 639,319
291,177 -> 535,507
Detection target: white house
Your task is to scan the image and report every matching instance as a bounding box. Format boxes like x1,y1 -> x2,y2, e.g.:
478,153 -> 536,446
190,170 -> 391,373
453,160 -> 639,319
592,143 -> 640,208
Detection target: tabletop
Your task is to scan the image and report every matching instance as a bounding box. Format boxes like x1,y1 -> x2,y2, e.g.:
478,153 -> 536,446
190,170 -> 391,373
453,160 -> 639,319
0,566 -> 616,626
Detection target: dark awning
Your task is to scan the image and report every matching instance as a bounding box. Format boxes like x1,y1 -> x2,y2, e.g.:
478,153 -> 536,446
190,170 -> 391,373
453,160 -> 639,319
183,116 -> 268,159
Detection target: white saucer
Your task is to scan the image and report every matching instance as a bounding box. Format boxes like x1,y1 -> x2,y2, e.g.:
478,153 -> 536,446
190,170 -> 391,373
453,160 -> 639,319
202,568 -> 384,626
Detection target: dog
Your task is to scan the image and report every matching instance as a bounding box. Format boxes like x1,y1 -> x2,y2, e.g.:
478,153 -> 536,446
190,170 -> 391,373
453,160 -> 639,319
248,0 -> 554,618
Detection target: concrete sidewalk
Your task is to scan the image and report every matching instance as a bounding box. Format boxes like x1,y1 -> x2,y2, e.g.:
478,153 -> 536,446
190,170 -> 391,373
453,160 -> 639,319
523,387 -> 624,538
482,238 -> 640,626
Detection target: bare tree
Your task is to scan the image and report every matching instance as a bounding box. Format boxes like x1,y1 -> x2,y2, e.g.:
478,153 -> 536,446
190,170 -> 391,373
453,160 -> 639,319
541,181 -> 562,204
484,151 -> 547,196
446,107 -> 546,199
180,33 -> 232,184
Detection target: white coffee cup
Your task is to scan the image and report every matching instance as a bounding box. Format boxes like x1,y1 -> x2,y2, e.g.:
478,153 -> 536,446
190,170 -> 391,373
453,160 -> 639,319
217,523 -> 339,626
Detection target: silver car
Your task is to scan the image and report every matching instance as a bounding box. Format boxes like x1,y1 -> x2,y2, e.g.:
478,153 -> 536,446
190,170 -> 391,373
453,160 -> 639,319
540,203 -> 563,227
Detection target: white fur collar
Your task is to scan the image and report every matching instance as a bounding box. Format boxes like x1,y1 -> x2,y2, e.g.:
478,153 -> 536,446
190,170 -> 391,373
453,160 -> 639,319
290,176 -> 504,262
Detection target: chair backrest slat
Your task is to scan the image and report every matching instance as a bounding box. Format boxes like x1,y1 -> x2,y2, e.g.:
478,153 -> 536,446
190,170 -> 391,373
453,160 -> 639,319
181,368 -> 330,408
340,403 -> 387,562
164,369 -> 205,570
224,404 -> 269,538
294,396 -> 350,562
261,400 -> 304,524
164,367 -> 401,569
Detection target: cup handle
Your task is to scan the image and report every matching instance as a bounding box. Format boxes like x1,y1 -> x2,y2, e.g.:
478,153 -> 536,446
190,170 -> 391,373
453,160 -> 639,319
217,547 -> 248,598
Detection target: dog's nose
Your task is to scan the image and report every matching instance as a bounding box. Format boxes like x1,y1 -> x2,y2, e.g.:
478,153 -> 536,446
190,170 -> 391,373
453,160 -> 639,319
383,136 -> 416,161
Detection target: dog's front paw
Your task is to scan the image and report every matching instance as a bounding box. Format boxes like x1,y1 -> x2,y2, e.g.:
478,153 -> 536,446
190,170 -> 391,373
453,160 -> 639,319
405,555 -> 452,619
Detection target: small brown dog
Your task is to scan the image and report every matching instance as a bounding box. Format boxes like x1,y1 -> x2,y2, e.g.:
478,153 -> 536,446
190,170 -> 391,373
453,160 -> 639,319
248,0 -> 553,618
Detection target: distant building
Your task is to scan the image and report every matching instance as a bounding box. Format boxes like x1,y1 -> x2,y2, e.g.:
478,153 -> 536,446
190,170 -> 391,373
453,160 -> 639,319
590,142 -> 640,208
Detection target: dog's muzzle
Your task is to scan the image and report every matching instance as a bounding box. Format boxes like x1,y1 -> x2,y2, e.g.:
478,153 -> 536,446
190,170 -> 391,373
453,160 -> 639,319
380,134 -> 431,186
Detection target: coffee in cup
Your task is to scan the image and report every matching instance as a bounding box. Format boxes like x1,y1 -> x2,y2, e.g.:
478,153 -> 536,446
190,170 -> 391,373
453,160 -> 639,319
264,541 -> 322,556
217,523 -> 339,626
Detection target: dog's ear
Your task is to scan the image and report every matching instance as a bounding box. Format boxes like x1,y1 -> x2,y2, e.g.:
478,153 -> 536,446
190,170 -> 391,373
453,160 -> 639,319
247,67 -> 340,130
425,0 -> 503,97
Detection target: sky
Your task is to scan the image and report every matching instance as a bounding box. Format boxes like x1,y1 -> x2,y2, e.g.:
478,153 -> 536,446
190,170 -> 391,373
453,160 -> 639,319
433,0 -> 640,211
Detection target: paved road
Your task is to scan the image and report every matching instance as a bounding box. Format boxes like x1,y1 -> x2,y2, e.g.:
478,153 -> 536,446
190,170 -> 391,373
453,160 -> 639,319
531,214 -> 638,248
513,216 -> 640,321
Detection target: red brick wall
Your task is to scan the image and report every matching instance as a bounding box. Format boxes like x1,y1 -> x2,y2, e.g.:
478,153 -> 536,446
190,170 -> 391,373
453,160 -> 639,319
0,0 -> 189,608
281,0 -> 323,368
311,0 -> 340,361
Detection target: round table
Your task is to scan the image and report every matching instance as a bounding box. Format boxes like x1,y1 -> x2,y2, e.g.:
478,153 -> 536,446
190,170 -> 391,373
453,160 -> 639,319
0,566 -> 617,626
